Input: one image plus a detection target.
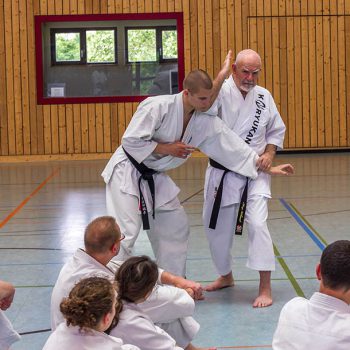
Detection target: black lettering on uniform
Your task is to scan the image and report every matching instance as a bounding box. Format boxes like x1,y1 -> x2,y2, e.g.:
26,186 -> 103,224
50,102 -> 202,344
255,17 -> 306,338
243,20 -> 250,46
258,94 -> 264,100
256,100 -> 266,109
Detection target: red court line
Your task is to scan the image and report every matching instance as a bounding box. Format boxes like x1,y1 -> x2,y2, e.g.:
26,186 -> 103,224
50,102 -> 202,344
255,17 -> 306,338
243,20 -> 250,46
0,168 -> 60,229
218,346 -> 271,349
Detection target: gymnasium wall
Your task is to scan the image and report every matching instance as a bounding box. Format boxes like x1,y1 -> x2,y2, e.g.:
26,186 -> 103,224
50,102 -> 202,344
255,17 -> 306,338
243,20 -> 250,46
0,0 -> 349,161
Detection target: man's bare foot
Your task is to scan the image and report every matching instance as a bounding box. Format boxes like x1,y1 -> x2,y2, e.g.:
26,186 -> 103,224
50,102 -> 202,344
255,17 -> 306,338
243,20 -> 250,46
253,271 -> 273,308
205,273 -> 234,292
253,293 -> 273,308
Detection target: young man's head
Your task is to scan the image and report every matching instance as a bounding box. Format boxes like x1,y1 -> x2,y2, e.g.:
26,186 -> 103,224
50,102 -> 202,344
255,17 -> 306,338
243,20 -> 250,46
183,69 -> 213,112
317,240 -> 350,294
232,49 -> 261,96
84,216 -> 123,261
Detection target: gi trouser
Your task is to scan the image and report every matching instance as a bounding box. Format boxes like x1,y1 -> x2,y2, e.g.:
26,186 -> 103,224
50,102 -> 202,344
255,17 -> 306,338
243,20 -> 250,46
203,194 -> 275,275
106,165 -> 189,277
141,285 -> 199,348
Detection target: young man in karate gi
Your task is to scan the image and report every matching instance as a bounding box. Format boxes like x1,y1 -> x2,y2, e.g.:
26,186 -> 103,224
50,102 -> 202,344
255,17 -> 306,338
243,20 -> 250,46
102,52 -> 291,277
50,216 -> 206,349
203,49 -> 286,308
273,240 -> 350,350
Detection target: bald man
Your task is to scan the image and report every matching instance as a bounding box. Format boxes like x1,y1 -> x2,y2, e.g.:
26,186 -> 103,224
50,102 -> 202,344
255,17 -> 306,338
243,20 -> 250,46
203,49 -> 286,307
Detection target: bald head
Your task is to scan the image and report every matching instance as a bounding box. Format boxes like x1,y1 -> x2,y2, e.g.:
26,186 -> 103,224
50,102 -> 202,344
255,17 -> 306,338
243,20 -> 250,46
84,216 -> 121,254
235,49 -> 261,67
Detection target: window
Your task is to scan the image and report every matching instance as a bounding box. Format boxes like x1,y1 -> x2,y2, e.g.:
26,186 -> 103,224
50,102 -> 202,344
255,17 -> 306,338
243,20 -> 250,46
126,26 -> 177,63
51,28 -> 117,65
35,13 -> 184,104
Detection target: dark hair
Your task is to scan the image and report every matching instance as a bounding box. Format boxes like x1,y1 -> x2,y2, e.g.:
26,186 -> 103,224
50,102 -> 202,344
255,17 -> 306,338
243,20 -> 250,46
183,69 -> 213,93
60,277 -> 118,330
115,255 -> 159,303
320,240 -> 350,291
84,216 -> 120,254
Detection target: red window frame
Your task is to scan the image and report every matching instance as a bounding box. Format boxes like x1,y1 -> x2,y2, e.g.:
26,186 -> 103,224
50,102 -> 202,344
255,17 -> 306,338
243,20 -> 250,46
35,13 -> 184,105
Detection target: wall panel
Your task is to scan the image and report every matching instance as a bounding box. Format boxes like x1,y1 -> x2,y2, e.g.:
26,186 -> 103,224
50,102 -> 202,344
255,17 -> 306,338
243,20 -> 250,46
1,0 -> 349,161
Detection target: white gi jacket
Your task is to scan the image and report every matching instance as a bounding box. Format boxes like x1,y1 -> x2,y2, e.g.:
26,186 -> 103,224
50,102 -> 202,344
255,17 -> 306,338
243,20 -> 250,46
110,302 -> 187,350
272,292 -> 350,350
205,76 -> 286,205
102,92 -> 259,210
43,323 -> 139,350
0,310 -> 21,350
50,249 -> 198,344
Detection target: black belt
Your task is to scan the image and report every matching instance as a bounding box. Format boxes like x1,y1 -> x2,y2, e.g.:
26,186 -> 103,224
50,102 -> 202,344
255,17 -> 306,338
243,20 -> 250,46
123,147 -> 158,230
208,159 -> 249,235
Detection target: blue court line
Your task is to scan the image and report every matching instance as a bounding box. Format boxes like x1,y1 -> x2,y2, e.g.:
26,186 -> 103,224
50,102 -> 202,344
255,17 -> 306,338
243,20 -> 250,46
279,198 -> 326,251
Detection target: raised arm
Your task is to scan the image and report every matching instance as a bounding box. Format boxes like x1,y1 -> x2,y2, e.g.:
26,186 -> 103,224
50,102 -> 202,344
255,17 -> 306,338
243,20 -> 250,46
209,50 -> 232,106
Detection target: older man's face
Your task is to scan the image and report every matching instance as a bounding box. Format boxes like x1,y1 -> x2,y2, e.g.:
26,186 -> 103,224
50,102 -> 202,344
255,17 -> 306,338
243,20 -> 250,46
232,59 -> 261,94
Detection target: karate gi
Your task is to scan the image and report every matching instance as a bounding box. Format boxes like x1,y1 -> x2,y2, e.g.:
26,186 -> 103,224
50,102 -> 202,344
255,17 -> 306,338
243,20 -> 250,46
272,292 -> 350,350
50,249 -> 198,346
102,92 -> 259,276
203,76 -> 285,274
110,301 -> 194,350
0,310 -> 21,350
43,322 -> 139,350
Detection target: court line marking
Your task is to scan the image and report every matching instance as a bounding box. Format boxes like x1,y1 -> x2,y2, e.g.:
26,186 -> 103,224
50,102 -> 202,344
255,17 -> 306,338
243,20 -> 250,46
273,243 -> 305,297
279,198 -> 327,251
0,168 -> 60,229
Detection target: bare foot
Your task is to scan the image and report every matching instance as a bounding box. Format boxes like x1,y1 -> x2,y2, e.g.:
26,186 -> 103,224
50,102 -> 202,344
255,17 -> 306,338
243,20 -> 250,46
253,293 -> 273,308
253,271 -> 273,308
205,273 -> 234,292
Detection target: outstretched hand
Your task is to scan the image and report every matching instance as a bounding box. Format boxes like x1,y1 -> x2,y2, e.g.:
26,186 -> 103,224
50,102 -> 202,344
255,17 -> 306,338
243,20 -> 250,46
268,163 -> 294,176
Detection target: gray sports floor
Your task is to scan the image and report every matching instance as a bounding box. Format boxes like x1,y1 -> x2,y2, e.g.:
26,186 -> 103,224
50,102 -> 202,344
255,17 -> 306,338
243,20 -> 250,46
1,152 -> 349,349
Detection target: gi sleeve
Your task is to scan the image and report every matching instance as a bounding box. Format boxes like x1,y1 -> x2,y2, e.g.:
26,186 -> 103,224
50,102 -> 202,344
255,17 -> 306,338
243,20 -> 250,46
197,116 -> 259,179
121,104 -> 161,163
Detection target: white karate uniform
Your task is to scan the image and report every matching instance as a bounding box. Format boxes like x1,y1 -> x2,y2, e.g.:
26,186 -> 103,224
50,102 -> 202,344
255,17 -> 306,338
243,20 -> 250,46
0,310 -> 21,350
203,76 -> 285,274
110,301 -> 194,350
43,322 -> 139,350
102,92 -> 259,276
50,249 -> 198,346
272,292 -> 350,350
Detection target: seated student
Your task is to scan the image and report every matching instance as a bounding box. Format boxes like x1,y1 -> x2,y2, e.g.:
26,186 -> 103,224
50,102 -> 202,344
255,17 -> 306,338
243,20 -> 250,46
273,240 -> 350,350
51,216 -> 202,346
43,277 -> 138,350
0,280 -> 21,350
110,256 -> 215,350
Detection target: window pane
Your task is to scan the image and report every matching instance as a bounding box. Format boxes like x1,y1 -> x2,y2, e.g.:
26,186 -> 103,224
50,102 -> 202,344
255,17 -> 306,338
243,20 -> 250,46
127,29 -> 156,62
87,30 -> 115,63
55,32 -> 80,62
162,30 -> 177,59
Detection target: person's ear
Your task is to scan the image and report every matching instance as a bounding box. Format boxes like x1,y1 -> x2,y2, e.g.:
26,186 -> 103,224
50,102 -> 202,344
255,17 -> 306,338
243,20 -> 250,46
103,311 -> 112,327
316,263 -> 322,281
232,63 -> 237,74
111,242 -> 119,254
183,89 -> 189,97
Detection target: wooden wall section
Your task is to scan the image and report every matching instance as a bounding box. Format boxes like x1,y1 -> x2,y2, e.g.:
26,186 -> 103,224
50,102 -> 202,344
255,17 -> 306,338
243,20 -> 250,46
0,0 -> 349,161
